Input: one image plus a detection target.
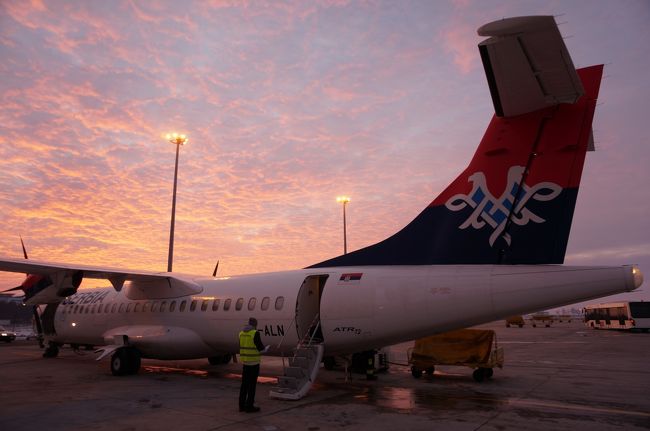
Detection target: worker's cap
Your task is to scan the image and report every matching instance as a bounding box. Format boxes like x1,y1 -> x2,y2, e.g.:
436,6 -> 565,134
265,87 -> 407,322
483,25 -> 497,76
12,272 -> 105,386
248,317 -> 258,327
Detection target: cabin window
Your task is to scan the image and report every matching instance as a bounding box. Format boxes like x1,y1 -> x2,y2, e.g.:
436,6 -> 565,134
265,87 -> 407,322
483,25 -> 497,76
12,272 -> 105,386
134,303 -> 141,312
261,297 -> 270,311
180,300 -> 187,312
126,303 -> 133,312
169,301 -> 176,312
201,300 -> 208,311
91,304 -> 97,314
224,298 -> 232,311
275,296 -> 284,310
119,303 -> 125,313
235,298 -> 244,311
143,302 -> 151,312
248,298 -> 256,311
152,302 -> 159,312
111,303 -> 117,313
212,299 -> 220,311
160,301 -> 167,312
73,305 -> 79,314
190,300 -> 197,312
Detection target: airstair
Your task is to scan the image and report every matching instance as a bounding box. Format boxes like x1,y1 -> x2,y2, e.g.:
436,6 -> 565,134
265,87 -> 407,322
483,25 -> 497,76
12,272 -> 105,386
269,315 -> 324,400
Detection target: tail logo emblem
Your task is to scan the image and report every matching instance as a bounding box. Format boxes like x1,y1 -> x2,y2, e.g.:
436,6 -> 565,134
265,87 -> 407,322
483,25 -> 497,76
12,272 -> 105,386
445,166 -> 562,246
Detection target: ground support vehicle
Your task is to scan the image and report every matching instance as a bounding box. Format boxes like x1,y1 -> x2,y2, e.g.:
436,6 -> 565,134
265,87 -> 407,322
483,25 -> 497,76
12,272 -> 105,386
407,329 -> 504,382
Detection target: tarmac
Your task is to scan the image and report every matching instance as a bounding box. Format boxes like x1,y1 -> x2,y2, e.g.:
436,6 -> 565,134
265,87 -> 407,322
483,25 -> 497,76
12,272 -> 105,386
1,320 -> 649,431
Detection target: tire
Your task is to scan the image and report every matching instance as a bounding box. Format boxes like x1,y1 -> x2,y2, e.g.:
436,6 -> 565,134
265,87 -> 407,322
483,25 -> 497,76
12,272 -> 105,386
485,368 -> 494,379
111,349 -> 128,376
411,366 -> 423,378
43,344 -> 59,358
111,347 -> 140,376
208,354 -> 233,365
323,356 -> 336,370
472,368 -> 485,382
425,366 -> 435,376
127,348 -> 141,374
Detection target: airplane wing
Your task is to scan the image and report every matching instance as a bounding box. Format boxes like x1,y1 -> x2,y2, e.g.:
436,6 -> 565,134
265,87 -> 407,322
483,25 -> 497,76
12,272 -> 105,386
0,256 -> 202,305
478,15 -> 585,117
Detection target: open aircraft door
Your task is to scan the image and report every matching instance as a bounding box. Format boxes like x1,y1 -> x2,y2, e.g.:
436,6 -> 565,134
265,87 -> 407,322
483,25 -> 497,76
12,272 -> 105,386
295,275 -> 328,342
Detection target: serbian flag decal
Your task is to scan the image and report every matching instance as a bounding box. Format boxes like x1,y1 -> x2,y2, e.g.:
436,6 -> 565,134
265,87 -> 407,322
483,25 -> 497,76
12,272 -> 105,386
338,273 -> 363,285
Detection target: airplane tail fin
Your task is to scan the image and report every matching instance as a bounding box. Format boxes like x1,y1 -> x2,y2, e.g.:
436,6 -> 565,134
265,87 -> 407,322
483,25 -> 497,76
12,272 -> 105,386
310,16 -> 603,267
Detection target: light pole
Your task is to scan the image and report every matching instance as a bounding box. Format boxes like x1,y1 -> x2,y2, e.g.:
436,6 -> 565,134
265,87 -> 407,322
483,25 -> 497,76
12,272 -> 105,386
336,196 -> 350,254
166,132 -> 188,272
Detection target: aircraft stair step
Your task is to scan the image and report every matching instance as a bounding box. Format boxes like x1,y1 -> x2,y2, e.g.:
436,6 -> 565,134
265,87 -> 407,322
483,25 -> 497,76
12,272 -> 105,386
270,343 -> 324,401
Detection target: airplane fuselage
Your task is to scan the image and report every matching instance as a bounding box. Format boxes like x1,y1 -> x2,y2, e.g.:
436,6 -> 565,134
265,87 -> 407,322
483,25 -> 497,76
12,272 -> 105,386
48,264 -> 641,361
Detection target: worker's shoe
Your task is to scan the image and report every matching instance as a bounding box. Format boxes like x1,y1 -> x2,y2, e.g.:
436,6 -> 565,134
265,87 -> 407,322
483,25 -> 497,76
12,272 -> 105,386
245,406 -> 260,413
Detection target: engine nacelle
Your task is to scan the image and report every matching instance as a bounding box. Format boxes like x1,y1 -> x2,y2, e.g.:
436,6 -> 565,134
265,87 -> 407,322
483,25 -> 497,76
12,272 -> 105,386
22,270 -> 84,305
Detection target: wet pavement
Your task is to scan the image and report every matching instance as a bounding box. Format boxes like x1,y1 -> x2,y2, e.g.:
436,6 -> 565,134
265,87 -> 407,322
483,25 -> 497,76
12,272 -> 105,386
1,321 -> 649,430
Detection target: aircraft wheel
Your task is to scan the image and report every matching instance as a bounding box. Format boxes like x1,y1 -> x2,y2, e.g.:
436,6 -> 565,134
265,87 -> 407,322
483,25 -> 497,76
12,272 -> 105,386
472,368 -> 486,382
411,366 -> 423,378
208,354 -> 232,365
111,347 -> 140,376
323,356 -> 336,370
43,343 -> 59,358
485,368 -> 494,379
128,348 -> 141,374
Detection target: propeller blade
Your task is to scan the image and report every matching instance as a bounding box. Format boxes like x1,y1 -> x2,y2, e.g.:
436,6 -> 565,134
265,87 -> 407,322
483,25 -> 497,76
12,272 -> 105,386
212,260 -> 219,277
20,235 -> 29,260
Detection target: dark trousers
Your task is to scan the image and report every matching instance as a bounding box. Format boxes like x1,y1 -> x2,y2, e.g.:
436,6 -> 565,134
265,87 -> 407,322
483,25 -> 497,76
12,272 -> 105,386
239,364 -> 260,409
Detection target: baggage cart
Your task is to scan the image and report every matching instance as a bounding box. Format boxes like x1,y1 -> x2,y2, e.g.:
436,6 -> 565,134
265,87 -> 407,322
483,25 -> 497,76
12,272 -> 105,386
407,329 -> 504,382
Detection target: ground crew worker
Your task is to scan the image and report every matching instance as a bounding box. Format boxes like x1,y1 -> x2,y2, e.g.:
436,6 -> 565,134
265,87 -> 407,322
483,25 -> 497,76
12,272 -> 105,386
365,350 -> 377,380
238,317 -> 268,413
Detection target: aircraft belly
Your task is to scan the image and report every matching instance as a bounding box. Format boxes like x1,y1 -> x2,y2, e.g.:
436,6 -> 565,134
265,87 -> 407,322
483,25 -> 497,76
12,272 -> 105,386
102,325 -> 214,360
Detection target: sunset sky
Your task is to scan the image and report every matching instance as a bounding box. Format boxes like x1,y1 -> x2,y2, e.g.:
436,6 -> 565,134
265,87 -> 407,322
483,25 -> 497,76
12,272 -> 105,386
1,0 -> 649,302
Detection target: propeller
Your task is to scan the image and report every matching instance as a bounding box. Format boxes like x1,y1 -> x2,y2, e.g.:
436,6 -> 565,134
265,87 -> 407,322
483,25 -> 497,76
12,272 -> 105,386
18,236 -> 45,348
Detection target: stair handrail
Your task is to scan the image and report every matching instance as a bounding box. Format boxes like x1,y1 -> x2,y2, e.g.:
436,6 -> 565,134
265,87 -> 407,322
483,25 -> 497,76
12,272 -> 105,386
276,314 -> 297,372
276,314 -> 297,351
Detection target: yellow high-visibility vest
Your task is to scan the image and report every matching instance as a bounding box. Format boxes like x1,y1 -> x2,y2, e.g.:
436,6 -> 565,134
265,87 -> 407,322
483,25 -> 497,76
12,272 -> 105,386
239,329 -> 261,365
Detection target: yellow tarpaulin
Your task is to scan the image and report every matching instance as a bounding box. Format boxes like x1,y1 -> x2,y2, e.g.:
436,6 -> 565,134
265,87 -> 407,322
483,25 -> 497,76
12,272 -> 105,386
411,329 -> 495,366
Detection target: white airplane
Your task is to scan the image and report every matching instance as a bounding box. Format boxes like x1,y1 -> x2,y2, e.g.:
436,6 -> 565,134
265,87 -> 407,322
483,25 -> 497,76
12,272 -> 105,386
0,16 -> 643,399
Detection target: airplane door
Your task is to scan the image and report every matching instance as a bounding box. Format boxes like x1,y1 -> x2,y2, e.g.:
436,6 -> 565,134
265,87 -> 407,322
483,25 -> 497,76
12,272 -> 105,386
295,275 -> 328,342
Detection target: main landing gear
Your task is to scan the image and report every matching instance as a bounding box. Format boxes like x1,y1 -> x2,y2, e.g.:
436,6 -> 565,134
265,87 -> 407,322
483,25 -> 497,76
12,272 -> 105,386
110,347 -> 141,376
208,354 -> 233,365
43,342 -> 60,358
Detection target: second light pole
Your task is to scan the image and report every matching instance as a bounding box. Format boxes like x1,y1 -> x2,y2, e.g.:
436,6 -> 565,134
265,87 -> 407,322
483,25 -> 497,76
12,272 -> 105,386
336,196 -> 351,254
166,132 -> 188,272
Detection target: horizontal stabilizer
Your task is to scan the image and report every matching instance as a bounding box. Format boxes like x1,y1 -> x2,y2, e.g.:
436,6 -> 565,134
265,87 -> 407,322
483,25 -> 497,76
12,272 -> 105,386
478,16 -> 584,117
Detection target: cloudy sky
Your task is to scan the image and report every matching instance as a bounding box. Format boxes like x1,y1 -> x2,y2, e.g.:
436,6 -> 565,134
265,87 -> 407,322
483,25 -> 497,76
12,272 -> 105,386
1,0 -> 649,302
